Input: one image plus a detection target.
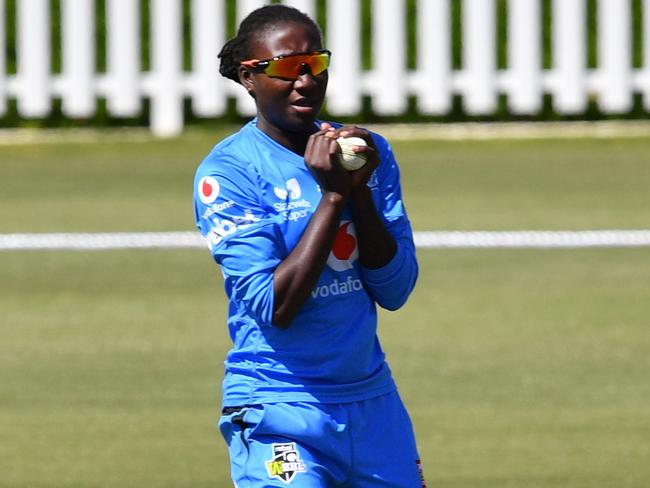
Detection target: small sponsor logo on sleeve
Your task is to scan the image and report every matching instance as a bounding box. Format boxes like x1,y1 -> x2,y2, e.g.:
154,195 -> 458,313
265,443 -> 307,484
198,176 -> 220,204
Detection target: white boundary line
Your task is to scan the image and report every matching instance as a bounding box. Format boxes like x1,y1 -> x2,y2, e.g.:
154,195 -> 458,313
1,231 -> 650,251
413,231 -> 650,248
1,121 -> 649,146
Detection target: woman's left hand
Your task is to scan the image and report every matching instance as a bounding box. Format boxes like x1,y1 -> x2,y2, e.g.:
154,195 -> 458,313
319,123 -> 379,191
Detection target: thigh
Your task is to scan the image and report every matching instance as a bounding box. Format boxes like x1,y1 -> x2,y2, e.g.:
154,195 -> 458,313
348,392 -> 426,487
219,403 -> 349,488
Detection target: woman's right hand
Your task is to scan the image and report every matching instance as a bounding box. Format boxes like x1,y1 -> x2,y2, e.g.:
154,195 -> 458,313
304,123 -> 351,199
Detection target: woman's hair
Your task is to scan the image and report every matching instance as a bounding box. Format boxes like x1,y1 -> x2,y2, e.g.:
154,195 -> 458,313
218,4 -> 322,84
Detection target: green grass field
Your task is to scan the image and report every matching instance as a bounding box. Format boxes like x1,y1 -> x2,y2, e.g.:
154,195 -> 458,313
1,130 -> 649,487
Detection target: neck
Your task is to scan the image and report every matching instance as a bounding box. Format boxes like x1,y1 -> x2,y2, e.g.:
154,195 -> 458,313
255,114 -> 318,156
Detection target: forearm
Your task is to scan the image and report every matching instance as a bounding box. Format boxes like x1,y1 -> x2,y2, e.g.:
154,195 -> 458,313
350,186 -> 397,269
352,186 -> 418,310
272,192 -> 347,328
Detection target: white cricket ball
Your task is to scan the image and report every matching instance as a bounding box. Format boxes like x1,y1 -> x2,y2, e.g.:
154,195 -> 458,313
336,136 -> 368,171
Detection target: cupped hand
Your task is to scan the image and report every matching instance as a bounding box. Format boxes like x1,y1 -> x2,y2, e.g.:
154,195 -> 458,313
329,125 -> 379,191
303,123 -> 351,198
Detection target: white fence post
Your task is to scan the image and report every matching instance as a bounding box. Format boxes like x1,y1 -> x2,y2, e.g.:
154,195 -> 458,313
191,0 -> 226,116
371,0 -> 407,114
326,0 -> 362,115
641,0 -> 650,110
61,0 -> 95,117
0,0 -> 5,116
282,0 -> 316,20
598,0 -> 631,112
552,0 -> 586,113
150,0 -> 183,137
16,0 -> 50,117
462,0 -> 496,114
106,0 -> 140,116
507,0 -> 541,113
415,0 -> 451,114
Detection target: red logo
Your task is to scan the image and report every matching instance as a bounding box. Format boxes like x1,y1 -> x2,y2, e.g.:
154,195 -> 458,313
327,221 -> 358,271
198,176 -> 220,204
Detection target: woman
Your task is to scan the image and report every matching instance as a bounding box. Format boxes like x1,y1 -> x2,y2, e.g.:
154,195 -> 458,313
193,5 -> 423,487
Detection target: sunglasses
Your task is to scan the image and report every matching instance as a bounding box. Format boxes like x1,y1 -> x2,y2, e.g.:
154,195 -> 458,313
240,49 -> 331,79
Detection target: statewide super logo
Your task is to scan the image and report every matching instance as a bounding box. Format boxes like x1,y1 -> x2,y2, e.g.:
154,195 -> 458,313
327,221 -> 359,272
273,177 -> 301,200
198,176 -> 220,204
265,443 -> 307,484
273,178 -> 312,222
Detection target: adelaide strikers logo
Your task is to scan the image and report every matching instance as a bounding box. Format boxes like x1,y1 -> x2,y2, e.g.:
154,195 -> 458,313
327,221 -> 359,272
265,443 -> 307,484
198,176 -> 220,204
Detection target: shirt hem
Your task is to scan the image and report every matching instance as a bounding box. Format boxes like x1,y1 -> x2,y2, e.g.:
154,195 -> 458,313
221,380 -> 397,407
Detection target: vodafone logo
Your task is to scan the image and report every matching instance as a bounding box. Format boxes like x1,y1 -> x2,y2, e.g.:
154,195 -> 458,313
198,176 -> 220,204
327,221 -> 359,272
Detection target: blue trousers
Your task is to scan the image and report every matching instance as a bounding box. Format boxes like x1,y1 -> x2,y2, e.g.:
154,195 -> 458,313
219,390 -> 426,487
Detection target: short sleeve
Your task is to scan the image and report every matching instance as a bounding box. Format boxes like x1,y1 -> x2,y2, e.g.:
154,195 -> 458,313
194,155 -> 286,327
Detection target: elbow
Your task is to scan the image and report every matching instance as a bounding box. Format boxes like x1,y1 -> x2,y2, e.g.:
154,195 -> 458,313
377,294 -> 409,311
374,267 -> 418,311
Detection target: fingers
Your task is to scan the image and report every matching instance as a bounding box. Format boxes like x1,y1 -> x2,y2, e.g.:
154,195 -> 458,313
333,126 -> 380,172
305,128 -> 339,170
319,126 -> 380,193
304,128 -> 351,196
336,126 -> 374,147
319,123 -> 373,149
306,124 -> 380,195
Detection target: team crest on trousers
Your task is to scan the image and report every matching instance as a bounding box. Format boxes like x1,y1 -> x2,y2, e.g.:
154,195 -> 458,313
265,443 -> 307,484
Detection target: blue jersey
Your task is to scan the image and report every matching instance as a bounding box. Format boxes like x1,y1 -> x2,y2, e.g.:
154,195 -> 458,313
193,120 -> 418,407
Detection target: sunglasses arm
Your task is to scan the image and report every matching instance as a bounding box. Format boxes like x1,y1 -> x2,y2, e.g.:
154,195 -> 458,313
240,59 -> 260,69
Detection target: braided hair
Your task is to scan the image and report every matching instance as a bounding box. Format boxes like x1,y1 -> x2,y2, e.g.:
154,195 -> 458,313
218,4 -> 322,84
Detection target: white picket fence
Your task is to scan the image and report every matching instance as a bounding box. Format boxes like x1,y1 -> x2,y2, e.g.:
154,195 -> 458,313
0,0 -> 649,136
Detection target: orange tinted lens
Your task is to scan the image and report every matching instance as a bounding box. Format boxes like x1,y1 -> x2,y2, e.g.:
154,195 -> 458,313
265,52 -> 330,78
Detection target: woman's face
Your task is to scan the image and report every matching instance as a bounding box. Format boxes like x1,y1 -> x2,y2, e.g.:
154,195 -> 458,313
240,21 -> 328,138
